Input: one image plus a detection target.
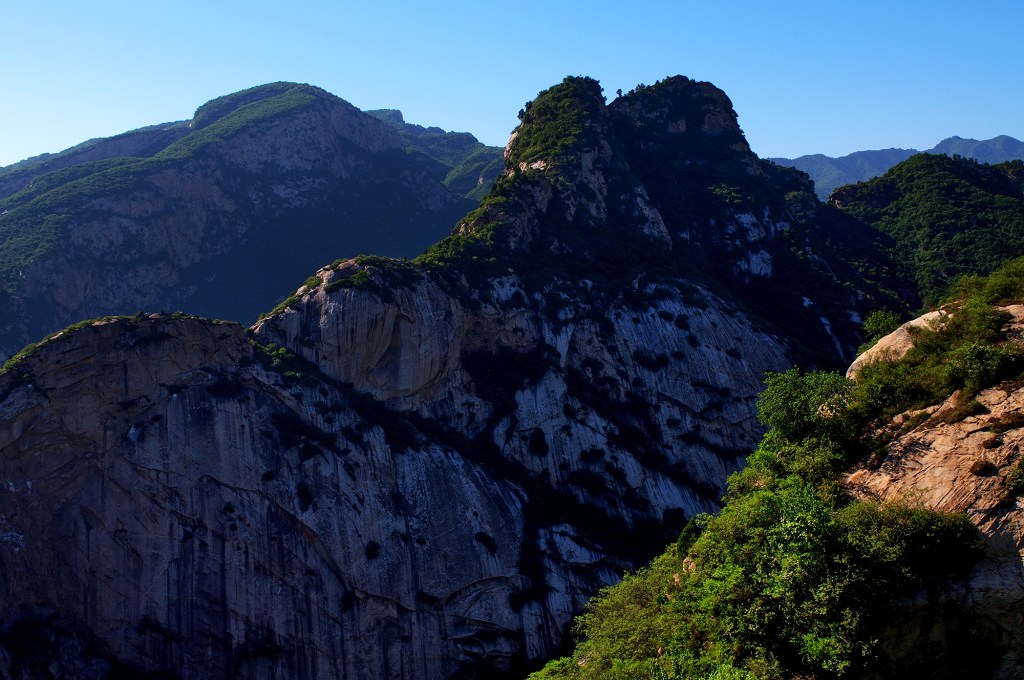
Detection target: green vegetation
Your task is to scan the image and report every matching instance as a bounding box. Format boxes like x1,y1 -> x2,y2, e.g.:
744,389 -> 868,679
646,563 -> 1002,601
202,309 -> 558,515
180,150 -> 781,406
249,339 -> 318,386
610,77 -> 779,218
1005,458 -> 1024,494
531,258 -> 1024,679
189,82 -> 319,130
0,157 -> 152,279
835,154 -> 1024,307
160,85 -> 321,160
857,308 -> 902,353
415,79 -> 693,302
507,76 -> 606,167
446,147 -> 504,202
0,311 -> 228,382
853,260 -> 1024,424
261,273 -> 325,318
320,256 -> 424,302
413,175 -> 513,278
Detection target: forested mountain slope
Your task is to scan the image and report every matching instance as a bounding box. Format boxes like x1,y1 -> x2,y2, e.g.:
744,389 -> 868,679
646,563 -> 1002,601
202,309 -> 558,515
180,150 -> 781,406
366,108 -> 504,201
832,154 -> 1024,307
0,83 -> 485,359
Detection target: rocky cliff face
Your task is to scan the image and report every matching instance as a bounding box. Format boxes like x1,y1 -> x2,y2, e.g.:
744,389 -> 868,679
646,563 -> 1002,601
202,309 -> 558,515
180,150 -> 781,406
846,306 -> 1024,677
0,83 -> 478,360
0,287 -> 789,678
0,314 -> 538,678
0,75 -> 894,678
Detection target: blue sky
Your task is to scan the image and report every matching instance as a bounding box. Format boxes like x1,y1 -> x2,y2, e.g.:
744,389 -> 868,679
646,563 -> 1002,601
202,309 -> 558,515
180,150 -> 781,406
2,1 -> 1022,167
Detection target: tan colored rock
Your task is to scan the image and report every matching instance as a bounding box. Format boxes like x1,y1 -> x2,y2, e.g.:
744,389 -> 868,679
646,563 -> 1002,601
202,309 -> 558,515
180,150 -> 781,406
845,307 -> 1024,676
848,305 -> 1024,378
847,309 -> 946,378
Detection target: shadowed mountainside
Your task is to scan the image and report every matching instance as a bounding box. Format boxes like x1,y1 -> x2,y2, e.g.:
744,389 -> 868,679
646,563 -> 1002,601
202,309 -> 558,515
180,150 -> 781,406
0,83 -> 491,359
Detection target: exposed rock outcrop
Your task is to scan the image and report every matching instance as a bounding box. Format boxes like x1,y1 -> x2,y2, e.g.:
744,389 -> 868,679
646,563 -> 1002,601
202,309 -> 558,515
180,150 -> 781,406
845,306 -> 1024,677
847,309 -> 946,377
849,305 -> 1024,378
0,287 -> 788,677
0,75 -> 898,678
0,315 -> 532,678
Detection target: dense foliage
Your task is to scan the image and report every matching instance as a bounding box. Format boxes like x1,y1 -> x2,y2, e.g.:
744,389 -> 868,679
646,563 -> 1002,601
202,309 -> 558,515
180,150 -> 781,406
189,82 -> 310,130
833,154 -> 1024,307
507,76 -> 607,167
414,76 -> 651,288
529,259 -> 1024,679
531,359 -> 984,678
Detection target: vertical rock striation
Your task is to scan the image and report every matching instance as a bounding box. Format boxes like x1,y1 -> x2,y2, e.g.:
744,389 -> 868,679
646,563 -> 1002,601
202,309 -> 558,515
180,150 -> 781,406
0,75 -> 896,677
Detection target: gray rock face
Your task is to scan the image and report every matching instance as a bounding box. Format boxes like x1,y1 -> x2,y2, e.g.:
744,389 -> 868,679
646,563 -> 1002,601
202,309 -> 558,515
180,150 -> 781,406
0,75 -> 880,678
0,316 -> 528,678
0,290 -> 787,677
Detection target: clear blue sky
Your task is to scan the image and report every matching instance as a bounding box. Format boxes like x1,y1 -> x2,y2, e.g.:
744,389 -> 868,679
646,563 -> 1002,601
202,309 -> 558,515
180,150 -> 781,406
3,1 -> 1022,168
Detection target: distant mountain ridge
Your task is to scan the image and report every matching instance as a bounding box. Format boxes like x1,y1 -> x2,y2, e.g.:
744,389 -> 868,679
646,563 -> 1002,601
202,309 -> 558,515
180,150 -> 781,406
771,134 -> 1024,199
0,83 -> 495,359
365,108 -> 503,201
0,121 -> 192,200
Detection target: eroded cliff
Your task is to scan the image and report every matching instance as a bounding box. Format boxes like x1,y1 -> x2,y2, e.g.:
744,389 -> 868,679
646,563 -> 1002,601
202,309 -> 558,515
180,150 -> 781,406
0,75 -> 896,678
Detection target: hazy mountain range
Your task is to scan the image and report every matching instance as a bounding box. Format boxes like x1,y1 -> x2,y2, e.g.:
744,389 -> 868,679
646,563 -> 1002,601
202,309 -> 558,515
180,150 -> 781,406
771,134 -> 1024,199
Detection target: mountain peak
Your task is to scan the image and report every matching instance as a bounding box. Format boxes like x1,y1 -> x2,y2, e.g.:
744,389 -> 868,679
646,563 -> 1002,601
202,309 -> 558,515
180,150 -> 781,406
189,82 -> 335,130
418,75 -> 672,279
609,76 -> 766,183
613,76 -> 746,137
504,76 -> 609,170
